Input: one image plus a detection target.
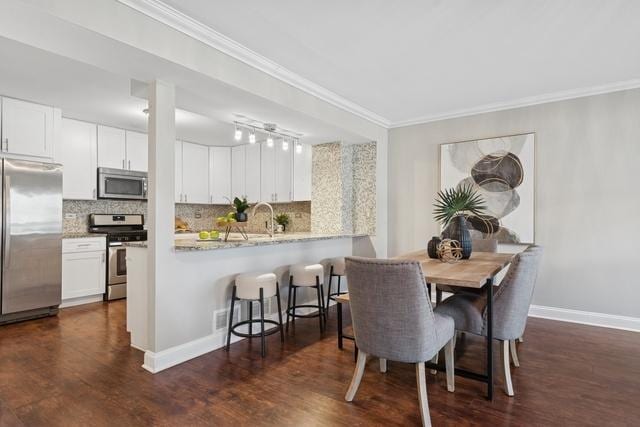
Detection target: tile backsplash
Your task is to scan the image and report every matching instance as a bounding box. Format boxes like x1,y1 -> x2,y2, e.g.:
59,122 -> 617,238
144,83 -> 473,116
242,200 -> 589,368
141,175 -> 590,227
63,200 -> 311,234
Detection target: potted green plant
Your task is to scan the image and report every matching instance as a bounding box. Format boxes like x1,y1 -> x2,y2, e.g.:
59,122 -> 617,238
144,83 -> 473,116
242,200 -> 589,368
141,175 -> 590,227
432,185 -> 486,259
274,213 -> 290,233
232,196 -> 250,222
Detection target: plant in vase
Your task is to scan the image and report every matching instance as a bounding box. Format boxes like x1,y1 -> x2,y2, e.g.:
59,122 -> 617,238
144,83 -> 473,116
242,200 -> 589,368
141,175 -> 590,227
274,213 -> 290,233
432,185 -> 487,259
232,196 -> 250,222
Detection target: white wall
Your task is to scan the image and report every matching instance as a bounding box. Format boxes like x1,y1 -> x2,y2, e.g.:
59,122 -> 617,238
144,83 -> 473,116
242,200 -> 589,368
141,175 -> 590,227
389,88 -> 640,319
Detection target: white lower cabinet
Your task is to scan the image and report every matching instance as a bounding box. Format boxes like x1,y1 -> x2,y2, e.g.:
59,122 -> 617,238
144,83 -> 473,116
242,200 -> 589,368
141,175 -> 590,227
61,237 -> 106,307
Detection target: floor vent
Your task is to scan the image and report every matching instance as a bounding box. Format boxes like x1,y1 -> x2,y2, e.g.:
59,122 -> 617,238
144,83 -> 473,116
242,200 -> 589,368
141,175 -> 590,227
214,307 -> 241,331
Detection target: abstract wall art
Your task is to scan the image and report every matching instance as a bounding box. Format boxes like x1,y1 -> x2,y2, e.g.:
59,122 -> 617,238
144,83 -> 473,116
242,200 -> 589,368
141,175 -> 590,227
440,133 -> 535,244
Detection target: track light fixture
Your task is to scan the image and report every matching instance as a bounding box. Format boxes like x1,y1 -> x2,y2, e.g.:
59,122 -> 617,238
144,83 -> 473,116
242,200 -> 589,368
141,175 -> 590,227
249,129 -> 256,144
295,139 -> 303,154
234,124 -> 242,141
266,134 -> 274,148
282,137 -> 289,151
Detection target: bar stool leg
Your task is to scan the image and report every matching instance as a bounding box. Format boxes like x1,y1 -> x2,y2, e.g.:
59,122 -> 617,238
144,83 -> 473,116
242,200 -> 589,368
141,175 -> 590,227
292,285 -> 298,327
320,282 -> 327,324
248,299 -> 253,335
325,266 -> 334,317
275,283 -> 284,342
286,276 -> 292,331
226,285 -> 237,351
315,276 -> 324,333
259,287 -> 266,358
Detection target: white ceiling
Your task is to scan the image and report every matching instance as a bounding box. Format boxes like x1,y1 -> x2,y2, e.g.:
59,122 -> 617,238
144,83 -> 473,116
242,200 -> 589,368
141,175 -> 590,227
0,36 -> 366,145
159,0 -> 640,126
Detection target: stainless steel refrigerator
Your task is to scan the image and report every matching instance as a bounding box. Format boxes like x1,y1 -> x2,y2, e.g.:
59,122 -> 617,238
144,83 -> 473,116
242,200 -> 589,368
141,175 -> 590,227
0,159 -> 62,324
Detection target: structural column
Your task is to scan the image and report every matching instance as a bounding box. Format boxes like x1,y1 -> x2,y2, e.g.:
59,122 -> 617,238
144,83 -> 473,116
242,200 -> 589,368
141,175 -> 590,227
146,80 -> 176,353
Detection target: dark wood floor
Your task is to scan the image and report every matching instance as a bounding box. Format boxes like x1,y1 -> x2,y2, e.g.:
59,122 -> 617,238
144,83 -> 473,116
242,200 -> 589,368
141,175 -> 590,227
0,301 -> 638,426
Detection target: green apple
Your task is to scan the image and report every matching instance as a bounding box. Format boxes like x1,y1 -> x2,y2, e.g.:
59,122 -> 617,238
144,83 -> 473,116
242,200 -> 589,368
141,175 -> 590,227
209,230 -> 220,239
198,231 -> 210,240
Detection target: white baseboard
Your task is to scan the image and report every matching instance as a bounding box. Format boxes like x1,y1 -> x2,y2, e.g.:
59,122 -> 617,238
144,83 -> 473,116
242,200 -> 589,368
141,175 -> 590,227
529,305 -> 640,333
59,294 -> 104,308
142,308 -> 293,374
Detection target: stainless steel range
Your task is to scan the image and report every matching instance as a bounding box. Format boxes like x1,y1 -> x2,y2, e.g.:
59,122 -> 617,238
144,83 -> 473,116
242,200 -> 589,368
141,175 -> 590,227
88,214 -> 146,301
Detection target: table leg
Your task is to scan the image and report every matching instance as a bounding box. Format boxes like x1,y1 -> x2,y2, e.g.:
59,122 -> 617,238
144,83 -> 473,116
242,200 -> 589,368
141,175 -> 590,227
337,301 -> 343,349
486,278 -> 494,400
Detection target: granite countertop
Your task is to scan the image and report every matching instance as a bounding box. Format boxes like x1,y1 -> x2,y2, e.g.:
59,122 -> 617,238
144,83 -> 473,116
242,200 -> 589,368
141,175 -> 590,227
123,232 -> 369,251
63,232 -> 107,239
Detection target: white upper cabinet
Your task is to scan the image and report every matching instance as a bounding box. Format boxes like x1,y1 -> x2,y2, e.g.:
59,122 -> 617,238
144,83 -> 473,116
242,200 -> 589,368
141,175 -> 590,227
1,97 -> 55,159
245,143 -> 261,203
293,144 -> 312,201
231,145 -> 246,199
175,140 -> 183,203
275,147 -> 293,203
181,141 -> 209,204
260,144 -> 276,202
97,125 -> 126,169
262,145 -> 292,203
209,146 -> 231,204
125,130 -> 148,172
61,118 -> 97,200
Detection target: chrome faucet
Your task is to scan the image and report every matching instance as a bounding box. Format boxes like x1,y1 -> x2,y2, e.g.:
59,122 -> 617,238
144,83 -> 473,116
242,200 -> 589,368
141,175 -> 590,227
252,201 -> 275,238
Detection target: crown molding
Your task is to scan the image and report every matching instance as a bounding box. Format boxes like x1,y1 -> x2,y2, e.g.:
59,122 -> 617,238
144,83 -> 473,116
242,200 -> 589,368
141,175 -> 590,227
389,78 -> 640,129
116,0 -> 391,128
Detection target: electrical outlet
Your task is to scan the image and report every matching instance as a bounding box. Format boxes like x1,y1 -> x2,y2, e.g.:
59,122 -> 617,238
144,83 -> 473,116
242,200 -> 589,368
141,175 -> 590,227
64,213 -> 77,220
195,212 -> 202,219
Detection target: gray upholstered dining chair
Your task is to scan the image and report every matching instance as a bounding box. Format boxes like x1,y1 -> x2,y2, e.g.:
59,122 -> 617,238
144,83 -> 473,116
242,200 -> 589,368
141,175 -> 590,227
434,245 -> 543,396
343,257 -> 456,427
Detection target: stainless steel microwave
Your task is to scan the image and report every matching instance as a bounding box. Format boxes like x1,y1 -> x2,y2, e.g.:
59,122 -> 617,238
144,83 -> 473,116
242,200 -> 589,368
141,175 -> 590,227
97,167 -> 147,200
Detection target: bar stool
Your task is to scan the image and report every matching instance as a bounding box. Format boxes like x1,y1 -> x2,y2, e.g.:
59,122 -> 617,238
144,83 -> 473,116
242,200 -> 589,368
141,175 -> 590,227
326,257 -> 347,318
225,272 -> 284,357
286,263 -> 326,333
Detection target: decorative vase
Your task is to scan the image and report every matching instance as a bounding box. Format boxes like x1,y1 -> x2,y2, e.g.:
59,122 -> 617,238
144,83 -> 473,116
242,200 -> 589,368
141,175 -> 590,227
442,216 -> 472,259
427,236 -> 441,259
235,212 -> 248,222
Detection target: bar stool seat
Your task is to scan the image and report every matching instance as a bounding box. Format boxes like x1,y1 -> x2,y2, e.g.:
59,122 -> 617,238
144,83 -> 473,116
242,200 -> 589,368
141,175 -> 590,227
226,271 -> 284,357
287,263 -> 326,333
326,257 -> 347,319
330,257 -> 346,276
289,264 -> 324,286
236,272 -> 278,299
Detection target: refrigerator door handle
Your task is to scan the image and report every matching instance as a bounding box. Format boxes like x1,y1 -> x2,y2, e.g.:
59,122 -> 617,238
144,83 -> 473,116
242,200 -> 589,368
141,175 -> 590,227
3,176 -> 10,268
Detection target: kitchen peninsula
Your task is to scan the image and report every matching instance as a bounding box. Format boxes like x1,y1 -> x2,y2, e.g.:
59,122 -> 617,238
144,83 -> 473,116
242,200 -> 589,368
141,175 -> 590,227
125,231 -> 373,372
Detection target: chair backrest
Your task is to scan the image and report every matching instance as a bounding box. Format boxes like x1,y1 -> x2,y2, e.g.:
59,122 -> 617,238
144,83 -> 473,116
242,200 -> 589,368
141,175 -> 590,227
472,238 -> 498,253
492,245 -> 543,340
345,257 -> 441,363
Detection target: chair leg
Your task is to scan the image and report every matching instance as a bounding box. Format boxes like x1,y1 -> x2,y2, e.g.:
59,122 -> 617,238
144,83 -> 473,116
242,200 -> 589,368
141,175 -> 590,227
416,363 -> 432,427
326,267 -> 334,313
510,339 -> 520,367
285,277 -> 292,331
379,358 -> 387,373
444,338 -> 455,392
345,351 -> 368,401
259,288 -> 266,358
502,340 -> 515,396
430,351 -> 438,375
275,283 -> 284,343
226,285 -> 237,351
435,287 -> 442,306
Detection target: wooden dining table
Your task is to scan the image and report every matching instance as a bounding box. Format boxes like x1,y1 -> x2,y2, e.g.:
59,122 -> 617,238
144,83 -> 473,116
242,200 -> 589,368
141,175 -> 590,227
335,250 -> 515,400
